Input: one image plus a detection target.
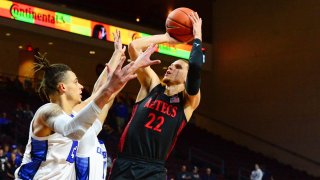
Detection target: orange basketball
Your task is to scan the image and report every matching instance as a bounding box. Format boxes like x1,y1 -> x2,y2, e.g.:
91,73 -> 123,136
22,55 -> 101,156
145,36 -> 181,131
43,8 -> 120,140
166,7 -> 194,43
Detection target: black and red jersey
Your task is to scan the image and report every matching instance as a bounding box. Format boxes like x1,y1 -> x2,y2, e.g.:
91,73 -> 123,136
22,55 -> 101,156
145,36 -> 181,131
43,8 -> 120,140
119,84 -> 187,161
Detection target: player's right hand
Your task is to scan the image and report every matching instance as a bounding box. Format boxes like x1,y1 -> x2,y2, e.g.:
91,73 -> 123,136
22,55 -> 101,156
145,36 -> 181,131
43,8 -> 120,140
164,32 -> 181,44
133,44 -> 161,69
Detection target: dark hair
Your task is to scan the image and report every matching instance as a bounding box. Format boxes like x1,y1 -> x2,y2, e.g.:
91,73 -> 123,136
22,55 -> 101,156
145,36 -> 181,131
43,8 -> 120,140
34,52 -> 71,101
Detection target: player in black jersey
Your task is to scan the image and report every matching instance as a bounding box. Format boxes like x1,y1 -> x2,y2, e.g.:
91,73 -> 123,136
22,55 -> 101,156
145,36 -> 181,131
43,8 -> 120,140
108,12 -> 203,180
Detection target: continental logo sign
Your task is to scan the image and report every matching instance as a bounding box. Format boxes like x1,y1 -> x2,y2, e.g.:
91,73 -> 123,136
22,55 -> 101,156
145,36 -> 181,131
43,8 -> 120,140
10,3 -> 65,24
0,0 -> 194,59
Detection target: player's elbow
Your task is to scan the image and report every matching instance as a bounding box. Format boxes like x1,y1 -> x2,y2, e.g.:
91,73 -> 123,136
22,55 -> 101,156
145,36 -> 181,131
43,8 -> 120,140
129,41 -> 137,49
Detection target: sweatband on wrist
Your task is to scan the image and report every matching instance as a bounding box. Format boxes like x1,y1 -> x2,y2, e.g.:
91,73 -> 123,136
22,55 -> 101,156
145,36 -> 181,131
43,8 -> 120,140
186,38 -> 204,95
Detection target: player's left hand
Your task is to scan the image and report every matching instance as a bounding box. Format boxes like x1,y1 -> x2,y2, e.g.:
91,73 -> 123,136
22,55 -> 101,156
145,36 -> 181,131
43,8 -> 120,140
189,12 -> 202,41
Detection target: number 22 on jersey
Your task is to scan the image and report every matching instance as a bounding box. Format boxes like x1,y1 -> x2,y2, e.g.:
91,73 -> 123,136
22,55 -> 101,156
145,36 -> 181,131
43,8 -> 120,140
144,113 -> 164,133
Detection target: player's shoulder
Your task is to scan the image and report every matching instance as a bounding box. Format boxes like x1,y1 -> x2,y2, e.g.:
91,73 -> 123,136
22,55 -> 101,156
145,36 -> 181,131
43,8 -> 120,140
39,103 -> 59,109
151,83 -> 165,93
36,103 -> 63,119
37,103 -> 61,112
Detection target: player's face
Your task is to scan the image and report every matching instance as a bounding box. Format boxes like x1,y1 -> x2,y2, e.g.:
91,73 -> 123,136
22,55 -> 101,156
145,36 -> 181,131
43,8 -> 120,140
163,60 -> 188,85
62,71 -> 83,104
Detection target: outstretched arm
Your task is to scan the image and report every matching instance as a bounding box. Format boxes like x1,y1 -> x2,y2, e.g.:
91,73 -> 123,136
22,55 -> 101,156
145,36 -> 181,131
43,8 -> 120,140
184,12 -> 203,121
128,33 -> 179,101
73,30 -> 126,112
73,30 -> 127,136
35,102 -> 102,140
91,30 -> 127,130
92,30 -> 126,94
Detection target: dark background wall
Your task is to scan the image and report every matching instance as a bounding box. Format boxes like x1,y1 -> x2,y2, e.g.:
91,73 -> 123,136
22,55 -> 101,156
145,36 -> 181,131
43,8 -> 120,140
196,0 -> 320,176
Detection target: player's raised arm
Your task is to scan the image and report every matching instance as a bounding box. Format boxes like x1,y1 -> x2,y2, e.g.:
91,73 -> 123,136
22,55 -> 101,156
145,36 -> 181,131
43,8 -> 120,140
184,12 -> 203,121
128,33 -> 179,101
73,29 -> 126,112
73,30 -> 128,133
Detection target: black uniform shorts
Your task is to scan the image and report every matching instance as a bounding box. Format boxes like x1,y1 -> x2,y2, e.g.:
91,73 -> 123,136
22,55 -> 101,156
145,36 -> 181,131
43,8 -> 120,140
108,154 -> 166,180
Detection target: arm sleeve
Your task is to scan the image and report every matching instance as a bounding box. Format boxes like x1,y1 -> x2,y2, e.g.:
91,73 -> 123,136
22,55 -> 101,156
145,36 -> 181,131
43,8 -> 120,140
46,101 -> 101,140
186,38 -> 204,95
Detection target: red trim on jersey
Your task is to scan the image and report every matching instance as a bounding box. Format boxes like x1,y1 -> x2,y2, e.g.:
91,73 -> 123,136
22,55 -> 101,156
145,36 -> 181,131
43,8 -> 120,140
118,104 -> 138,152
166,119 -> 187,160
107,158 -> 117,180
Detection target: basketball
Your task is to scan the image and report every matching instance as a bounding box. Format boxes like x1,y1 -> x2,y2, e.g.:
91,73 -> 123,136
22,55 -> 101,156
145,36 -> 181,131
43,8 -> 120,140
166,7 -> 194,43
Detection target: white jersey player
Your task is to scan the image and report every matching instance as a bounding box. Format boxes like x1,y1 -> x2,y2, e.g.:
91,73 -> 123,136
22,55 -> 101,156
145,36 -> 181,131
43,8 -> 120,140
15,116 -> 78,179
13,36 -> 154,179
14,29 -> 159,180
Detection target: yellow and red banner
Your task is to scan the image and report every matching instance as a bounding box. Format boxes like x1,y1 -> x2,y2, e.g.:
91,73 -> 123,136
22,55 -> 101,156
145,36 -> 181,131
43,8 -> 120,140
0,0 -> 194,59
